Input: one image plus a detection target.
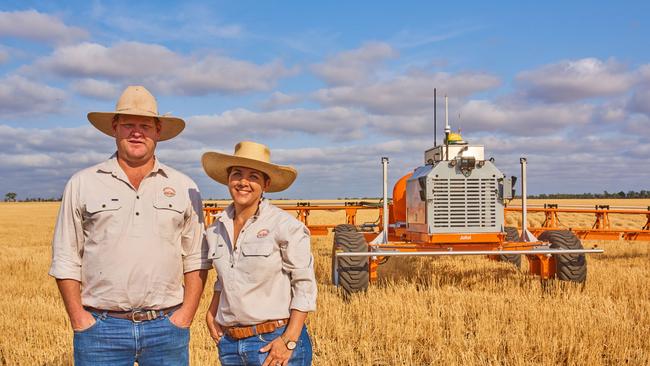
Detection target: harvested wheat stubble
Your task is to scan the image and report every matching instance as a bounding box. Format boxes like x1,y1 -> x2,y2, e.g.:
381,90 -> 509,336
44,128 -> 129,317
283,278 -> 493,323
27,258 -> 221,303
0,200 -> 648,365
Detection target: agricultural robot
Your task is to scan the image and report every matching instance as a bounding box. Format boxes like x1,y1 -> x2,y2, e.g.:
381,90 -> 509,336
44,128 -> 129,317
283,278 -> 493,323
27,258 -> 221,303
331,97 -> 604,295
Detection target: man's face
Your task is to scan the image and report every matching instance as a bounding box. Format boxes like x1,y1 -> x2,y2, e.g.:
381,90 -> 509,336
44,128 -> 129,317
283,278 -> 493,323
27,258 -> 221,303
112,115 -> 160,165
228,166 -> 271,208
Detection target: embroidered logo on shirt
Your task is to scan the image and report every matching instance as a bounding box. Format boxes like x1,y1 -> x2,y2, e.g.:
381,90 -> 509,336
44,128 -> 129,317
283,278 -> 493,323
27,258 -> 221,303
256,229 -> 270,238
163,187 -> 176,197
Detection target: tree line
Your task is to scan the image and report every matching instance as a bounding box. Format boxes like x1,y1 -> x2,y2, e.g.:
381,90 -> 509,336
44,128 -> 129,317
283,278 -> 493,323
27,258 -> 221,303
527,190 -> 650,199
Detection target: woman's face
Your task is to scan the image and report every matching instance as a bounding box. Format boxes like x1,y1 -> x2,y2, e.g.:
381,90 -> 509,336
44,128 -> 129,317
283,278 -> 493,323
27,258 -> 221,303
228,166 -> 270,208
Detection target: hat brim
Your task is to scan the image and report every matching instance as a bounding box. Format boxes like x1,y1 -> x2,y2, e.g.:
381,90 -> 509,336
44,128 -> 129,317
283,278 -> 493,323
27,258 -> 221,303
87,112 -> 185,141
201,151 -> 297,193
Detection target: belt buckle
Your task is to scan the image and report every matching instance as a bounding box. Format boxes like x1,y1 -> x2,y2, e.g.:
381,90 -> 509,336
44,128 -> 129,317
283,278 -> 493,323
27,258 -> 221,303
131,309 -> 145,323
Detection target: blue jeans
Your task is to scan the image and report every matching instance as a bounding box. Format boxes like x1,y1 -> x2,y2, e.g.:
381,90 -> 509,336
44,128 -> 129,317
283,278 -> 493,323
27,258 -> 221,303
218,325 -> 312,366
73,310 -> 189,366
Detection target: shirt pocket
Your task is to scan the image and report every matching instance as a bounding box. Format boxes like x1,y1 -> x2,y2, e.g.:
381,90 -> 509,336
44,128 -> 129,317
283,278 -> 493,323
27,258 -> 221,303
239,239 -> 276,283
83,198 -> 122,242
153,194 -> 186,243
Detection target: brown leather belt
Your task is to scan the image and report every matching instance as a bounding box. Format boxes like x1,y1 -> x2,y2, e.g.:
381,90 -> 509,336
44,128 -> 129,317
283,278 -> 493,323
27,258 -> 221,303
84,304 -> 182,323
224,319 -> 289,340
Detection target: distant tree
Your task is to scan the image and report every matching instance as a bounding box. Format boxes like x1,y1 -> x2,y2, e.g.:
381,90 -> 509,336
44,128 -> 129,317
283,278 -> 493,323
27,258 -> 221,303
4,192 -> 17,202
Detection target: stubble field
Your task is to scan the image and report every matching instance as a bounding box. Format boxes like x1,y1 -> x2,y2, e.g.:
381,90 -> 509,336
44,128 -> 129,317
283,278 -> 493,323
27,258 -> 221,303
0,200 -> 649,365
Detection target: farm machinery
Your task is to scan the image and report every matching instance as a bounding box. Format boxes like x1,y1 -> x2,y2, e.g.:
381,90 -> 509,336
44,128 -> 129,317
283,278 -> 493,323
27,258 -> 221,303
202,97 -> 650,295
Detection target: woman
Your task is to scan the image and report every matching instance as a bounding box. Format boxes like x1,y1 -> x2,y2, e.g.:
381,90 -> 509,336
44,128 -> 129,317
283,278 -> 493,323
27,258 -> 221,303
202,141 -> 317,366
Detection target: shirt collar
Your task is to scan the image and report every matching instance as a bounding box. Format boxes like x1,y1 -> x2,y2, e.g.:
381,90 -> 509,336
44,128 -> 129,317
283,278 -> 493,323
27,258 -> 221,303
220,198 -> 268,223
98,153 -> 168,177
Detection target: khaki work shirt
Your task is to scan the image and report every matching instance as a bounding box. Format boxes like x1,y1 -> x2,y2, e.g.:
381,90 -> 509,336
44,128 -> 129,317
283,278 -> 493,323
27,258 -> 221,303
49,154 -> 210,310
207,199 -> 317,326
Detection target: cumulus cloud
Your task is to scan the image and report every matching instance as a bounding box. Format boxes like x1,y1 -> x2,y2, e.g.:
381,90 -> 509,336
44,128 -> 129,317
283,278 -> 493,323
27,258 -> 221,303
311,42 -> 398,86
30,41 -> 295,95
517,58 -> 634,102
0,10 -> 88,45
313,70 -> 500,115
457,100 -> 594,135
71,78 -> 121,100
628,87 -> 650,116
184,107 -> 368,145
0,75 -> 66,116
260,92 -> 302,110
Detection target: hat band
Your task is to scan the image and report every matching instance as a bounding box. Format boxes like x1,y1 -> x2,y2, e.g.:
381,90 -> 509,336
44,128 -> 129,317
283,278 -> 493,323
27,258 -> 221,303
116,107 -> 158,116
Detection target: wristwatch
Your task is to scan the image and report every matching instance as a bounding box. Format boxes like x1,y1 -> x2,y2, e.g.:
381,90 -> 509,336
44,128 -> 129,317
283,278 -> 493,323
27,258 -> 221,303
281,334 -> 297,350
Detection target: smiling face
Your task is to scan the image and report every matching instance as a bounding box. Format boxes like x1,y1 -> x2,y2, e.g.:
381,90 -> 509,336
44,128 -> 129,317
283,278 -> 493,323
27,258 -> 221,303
112,115 -> 160,166
227,166 -> 271,208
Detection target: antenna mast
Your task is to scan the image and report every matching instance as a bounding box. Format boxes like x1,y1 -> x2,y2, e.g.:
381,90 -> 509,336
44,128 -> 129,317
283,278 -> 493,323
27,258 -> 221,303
445,95 -> 450,161
433,88 -> 437,147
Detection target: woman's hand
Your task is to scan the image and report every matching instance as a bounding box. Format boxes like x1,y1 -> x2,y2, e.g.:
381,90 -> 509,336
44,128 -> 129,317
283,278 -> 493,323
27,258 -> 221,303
260,337 -> 293,366
205,311 -> 223,344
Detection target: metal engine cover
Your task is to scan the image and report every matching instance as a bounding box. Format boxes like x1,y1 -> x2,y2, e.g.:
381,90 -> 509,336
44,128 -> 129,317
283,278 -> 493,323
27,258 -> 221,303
406,160 -> 506,234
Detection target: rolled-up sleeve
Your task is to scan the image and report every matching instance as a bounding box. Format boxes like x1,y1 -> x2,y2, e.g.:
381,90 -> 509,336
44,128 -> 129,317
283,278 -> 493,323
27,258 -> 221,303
279,219 -> 317,312
49,177 -> 84,281
181,184 -> 211,272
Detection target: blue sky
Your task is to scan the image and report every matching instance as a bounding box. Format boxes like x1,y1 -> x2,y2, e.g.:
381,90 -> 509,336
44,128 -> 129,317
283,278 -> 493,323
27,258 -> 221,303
1,1 -> 649,199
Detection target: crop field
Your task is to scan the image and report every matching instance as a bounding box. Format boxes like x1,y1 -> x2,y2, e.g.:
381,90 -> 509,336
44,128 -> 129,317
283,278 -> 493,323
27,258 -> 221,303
1,200 -> 649,365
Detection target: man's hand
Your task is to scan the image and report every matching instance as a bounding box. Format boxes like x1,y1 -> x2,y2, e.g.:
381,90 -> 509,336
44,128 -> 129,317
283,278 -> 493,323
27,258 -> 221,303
70,310 -> 96,331
205,312 -> 224,343
260,337 -> 293,366
169,307 -> 193,329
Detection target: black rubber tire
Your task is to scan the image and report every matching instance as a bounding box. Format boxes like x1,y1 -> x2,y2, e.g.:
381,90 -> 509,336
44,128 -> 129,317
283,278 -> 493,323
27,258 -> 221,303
333,224 -> 357,233
538,230 -> 587,283
331,225 -> 369,295
500,226 -> 522,268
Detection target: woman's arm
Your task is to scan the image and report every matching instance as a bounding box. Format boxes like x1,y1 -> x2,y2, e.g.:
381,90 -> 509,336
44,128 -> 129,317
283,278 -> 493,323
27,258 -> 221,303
205,290 -> 223,343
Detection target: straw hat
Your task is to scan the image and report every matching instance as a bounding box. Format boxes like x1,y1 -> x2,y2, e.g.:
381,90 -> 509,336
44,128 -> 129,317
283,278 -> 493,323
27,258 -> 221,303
87,86 -> 185,141
202,141 -> 297,192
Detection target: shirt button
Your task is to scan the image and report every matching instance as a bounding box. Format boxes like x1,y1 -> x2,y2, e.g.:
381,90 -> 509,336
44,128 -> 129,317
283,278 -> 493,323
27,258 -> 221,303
135,212 -> 140,216
102,204 -> 106,208
136,195 -> 140,199
169,204 -> 172,208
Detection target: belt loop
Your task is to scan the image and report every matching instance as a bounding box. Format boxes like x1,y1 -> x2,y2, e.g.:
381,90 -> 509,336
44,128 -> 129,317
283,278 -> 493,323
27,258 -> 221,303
101,311 -> 108,320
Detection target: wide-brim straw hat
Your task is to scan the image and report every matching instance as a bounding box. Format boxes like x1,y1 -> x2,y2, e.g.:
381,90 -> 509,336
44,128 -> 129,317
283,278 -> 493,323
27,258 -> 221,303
87,85 -> 185,141
202,141 -> 297,193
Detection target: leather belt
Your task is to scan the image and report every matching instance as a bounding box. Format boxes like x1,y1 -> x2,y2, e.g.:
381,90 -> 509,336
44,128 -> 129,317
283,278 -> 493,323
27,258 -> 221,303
224,319 -> 289,340
84,304 -> 182,323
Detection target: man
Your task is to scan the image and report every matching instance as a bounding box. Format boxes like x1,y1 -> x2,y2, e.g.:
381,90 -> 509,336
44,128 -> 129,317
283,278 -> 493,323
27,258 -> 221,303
49,86 -> 210,365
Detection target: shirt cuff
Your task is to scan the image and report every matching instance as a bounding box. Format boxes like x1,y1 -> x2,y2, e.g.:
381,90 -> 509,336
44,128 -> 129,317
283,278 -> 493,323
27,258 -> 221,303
290,295 -> 317,313
182,256 -> 212,273
48,263 -> 82,281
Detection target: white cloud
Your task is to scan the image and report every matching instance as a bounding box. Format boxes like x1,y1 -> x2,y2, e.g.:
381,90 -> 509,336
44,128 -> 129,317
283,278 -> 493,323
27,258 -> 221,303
71,78 -> 121,100
457,100 -> 594,135
32,42 -> 181,79
30,41 -> 295,95
184,107 -> 368,145
0,10 -> 88,45
516,58 -> 634,102
623,113 -> 650,138
0,75 -> 66,116
629,87 -> 650,116
260,92 -> 302,110
313,70 -> 500,115
311,42 -> 398,86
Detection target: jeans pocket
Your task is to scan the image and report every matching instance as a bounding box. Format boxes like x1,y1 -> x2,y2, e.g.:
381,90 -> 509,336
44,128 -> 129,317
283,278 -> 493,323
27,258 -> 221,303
73,315 -> 101,334
165,315 -> 191,330
257,326 -> 285,343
